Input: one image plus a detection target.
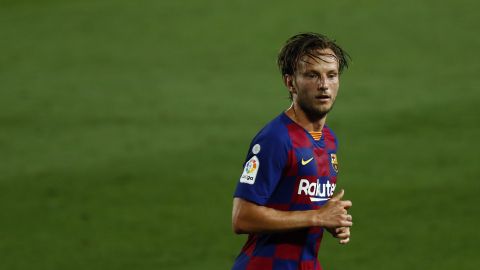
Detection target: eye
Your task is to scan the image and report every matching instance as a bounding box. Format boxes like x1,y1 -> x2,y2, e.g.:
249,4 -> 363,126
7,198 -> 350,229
328,73 -> 338,79
307,73 -> 318,78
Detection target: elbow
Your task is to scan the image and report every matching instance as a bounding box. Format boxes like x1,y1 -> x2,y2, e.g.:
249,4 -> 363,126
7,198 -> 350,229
232,198 -> 256,234
233,225 -> 243,235
232,214 -> 247,234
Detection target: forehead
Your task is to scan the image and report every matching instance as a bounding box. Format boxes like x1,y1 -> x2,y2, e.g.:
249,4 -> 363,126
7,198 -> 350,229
297,48 -> 339,72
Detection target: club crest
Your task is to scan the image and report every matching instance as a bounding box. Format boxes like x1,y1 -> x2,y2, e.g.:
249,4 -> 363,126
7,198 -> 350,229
330,153 -> 339,173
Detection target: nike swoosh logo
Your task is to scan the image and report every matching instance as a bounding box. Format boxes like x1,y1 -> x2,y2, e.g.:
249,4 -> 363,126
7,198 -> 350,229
301,157 -> 314,166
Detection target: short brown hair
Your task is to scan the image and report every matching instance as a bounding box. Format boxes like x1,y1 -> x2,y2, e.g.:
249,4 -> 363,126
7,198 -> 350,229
277,32 -> 350,76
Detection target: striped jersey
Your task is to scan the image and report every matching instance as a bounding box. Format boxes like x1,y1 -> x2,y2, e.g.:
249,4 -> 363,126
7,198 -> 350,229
232,112 -> 339,270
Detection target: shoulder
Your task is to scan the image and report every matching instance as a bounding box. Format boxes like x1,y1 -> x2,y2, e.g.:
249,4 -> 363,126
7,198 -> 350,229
323,125 -> 338,149
251,113 -> 292,148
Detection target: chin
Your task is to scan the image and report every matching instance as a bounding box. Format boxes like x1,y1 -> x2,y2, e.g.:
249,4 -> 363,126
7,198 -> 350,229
299,101 -> 333,120
305,109 -> 329,120
315,105 -> 332,115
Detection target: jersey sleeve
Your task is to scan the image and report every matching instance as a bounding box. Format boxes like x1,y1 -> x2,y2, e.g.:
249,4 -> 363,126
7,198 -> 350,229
233,132 -> 288,206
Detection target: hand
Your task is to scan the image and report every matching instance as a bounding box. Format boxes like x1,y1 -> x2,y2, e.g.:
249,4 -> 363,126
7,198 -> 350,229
330,226 -> 350,244
313,189 -> 352,228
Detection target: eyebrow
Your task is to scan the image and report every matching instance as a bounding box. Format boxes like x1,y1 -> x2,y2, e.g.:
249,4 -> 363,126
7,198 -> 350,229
301,64 -> 339,72
302,69 -> 338,75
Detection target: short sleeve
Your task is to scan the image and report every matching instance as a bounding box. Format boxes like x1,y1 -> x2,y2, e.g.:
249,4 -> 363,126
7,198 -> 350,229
233,133 -> 288,206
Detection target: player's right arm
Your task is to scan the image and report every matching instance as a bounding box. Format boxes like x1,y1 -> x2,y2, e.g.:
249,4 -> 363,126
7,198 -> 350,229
232,189 -> 352,234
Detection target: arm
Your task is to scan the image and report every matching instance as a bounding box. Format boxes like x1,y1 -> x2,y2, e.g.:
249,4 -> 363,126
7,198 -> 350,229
232,189 -> 353,234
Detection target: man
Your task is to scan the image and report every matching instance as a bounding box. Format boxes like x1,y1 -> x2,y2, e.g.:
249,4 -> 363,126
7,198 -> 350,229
231,33 -> 353,270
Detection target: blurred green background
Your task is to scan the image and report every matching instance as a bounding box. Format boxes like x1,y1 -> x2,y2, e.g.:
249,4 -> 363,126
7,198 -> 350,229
1,0 -> 479,269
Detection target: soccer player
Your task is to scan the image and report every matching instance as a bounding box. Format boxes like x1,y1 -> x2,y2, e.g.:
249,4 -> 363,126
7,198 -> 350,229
231,33 -> 352,270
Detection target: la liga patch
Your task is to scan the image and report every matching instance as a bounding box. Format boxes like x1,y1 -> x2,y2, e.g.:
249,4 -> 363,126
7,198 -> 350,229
240,156 -> 259,184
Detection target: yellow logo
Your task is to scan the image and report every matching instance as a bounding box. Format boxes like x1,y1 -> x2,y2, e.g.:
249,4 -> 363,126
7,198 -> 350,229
301,157 -> 314,166
330,153 -> 339,173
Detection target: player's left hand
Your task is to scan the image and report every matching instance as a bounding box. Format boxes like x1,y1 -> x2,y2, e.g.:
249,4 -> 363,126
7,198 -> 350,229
329,227 -> 350,244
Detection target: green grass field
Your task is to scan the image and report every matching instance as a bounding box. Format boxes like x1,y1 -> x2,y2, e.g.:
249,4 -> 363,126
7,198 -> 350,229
1,0 -> 479,269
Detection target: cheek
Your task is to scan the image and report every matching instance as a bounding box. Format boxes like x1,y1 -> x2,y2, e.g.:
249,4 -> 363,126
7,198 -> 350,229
299,86 -> 316,99
330,82 -> 339,95
328,79 -> 339,88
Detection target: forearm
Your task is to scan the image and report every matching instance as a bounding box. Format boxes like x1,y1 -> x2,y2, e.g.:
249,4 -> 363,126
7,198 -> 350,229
232,198 -> 318,234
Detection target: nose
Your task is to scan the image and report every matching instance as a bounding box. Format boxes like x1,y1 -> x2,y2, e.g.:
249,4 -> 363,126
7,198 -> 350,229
318,76 -> 328,90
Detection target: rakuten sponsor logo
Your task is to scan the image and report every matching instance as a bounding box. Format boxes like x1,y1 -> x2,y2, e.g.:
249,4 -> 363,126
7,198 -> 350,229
297,179 -> 336,202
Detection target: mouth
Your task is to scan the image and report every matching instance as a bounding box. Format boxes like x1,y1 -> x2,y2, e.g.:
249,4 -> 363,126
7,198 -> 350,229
315,94 -> 331,101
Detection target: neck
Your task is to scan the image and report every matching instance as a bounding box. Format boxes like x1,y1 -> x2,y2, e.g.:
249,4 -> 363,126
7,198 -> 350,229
285,103 -> 326,132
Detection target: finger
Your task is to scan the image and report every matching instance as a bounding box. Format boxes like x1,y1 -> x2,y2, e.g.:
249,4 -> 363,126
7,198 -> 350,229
336,232 -> 350,239
331,189 -> 344,201
341,200 -> 352,209
341,214 -> 353,222
341,220 -> 353,227
335,226 -> 348,233
339,237 -> 350,244
336,228 -> 350,238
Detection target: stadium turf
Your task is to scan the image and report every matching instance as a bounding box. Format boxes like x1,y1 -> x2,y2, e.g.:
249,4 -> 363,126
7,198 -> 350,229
0,0 -> 479,269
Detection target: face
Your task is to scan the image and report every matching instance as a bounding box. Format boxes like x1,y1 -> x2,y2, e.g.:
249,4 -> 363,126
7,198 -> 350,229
287,48 -> 340,121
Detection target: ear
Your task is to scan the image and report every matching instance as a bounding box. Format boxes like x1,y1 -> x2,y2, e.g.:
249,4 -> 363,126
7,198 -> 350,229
283,74 -> 296,96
